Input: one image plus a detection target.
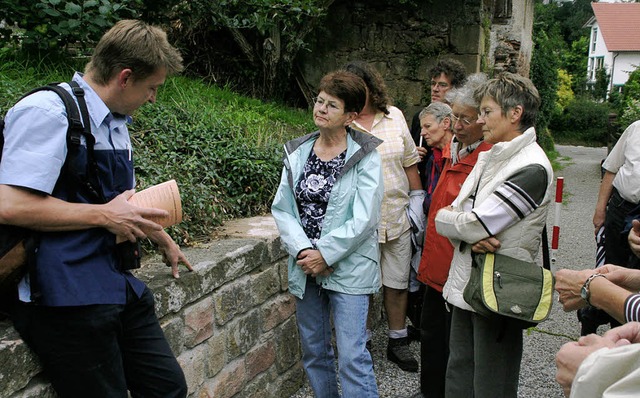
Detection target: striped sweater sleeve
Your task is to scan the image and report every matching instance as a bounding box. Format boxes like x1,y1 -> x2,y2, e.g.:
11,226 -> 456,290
624,293 -> 640,322
471,164 -> 549,236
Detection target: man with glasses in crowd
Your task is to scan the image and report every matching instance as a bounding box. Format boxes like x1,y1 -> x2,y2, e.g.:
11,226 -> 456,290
406,59 -> 467,343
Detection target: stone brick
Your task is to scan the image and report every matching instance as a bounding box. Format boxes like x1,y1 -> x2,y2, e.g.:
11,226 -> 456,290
249,266 -> 280,304
451,24 -> 483,54
160,315 -> 185,356
262,294 -> 296,332
269,236 -> 288,263
177,344 -> 209,394
235,368 -> 278,398
206,328 -> 227,377
214,277 -> 252,325
0,325 -> 41,397
7,375 -> 56,398
208,358 -> 247,398
245,339 -> 276,380
273,364 -> 306,398
214,239 -> 270,281
184,297 -> 214,348
226,311 -> 261,359
277,259 -> 289,292
273,317 -> 302,372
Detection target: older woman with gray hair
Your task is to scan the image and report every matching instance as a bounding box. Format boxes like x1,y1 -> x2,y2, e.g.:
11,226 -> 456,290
405,101 -> 454,343
435,72 -> 553,398
411,73 -> 493,398
418,102 -> 453,214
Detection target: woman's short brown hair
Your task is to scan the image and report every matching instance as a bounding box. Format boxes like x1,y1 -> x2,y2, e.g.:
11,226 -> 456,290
85,20 -> 183,85
318,71 -> 367,114
474,72 -> 541,131
342,61 -> 391,115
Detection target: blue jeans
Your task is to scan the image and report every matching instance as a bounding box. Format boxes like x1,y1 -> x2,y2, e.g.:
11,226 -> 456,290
295,279 -> 378,398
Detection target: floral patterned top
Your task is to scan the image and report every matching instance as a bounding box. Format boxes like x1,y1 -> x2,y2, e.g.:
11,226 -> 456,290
295,149 -> 347,247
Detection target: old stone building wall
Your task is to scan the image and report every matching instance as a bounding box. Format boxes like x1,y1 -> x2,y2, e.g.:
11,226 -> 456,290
488,0 -> 535,77
299,0 -> 534,119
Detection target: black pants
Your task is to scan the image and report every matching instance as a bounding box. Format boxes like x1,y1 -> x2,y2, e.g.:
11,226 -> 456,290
12,286 -> 187,398
604,189 -> 638,267
580,189 -> 640,335
419,285 -> 452,397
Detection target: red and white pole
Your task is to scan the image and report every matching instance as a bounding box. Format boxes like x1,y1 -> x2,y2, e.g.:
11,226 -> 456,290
551,177 -> 564,264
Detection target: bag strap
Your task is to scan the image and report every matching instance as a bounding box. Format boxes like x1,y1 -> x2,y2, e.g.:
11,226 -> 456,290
21,82 -> 106,204
542,224 -> 550,270
67,81 -> 106,204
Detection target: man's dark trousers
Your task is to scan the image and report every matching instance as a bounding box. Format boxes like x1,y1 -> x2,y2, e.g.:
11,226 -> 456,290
12,284 -> 187,398
419,285 -> 452,397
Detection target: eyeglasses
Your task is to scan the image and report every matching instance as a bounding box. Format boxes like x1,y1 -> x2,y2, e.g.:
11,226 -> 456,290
430,81 -> 450,89
313,97 -> 343,113
451,114 -> 476,126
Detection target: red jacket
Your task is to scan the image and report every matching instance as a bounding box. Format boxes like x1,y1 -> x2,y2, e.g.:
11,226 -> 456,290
417,141 -> 493,291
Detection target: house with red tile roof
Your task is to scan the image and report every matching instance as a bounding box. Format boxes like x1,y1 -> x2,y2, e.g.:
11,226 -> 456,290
584,2 -> 640,96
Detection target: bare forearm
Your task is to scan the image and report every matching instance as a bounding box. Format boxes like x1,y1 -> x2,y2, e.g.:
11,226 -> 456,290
404,164 -> 422,191
593,171 -> 615,228
589,276 -> 633,324
0,184 -> 167,241
0,185 -> 105,231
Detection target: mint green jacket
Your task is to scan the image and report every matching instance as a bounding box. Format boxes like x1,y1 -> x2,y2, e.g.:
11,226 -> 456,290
271,127 -> 384,299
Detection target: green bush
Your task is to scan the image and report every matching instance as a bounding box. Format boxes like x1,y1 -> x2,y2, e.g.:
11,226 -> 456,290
620,99 -> 640,131
550,97 -> 611,145
0,0 -> 141,55
612,66 -> 640,131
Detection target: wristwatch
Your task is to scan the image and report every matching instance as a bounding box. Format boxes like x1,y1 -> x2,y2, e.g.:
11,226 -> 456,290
581,273 -> 607,306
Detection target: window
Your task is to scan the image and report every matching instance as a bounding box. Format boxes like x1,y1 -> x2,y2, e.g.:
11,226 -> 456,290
595,57 -> 604,70
494,0 -> 512,23
590,57 -> 604,81
591,27 -> 598,53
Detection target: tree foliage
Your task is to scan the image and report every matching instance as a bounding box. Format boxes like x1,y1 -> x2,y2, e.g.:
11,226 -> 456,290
556,69 -> 574,110
165,0 -> 334,101
0,0 -> 141,54
551,0 -> 594,44
1,0 -> 334,102
592,67 -> 610,102
564,36 -> 589,97
531,7 -> 561,151
617,66 -> 640,129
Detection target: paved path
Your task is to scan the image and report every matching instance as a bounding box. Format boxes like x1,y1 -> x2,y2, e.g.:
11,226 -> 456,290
291,145 -> 608,398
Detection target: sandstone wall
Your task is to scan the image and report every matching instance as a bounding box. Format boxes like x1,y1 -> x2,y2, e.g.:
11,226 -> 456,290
0,217 -> 307,398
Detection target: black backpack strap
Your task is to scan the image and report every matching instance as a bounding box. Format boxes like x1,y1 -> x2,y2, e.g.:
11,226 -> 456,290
26,82 -> 106,204
67,81 -> 106,204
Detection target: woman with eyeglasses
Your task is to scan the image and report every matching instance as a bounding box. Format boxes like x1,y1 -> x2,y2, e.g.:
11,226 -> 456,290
343,61 -> 424,372
412,73 -> 493,398
271,70 -> 383,398
434,72 -> 554,398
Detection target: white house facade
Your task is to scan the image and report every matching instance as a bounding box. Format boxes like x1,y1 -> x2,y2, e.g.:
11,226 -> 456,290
585,2 -> 640,96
